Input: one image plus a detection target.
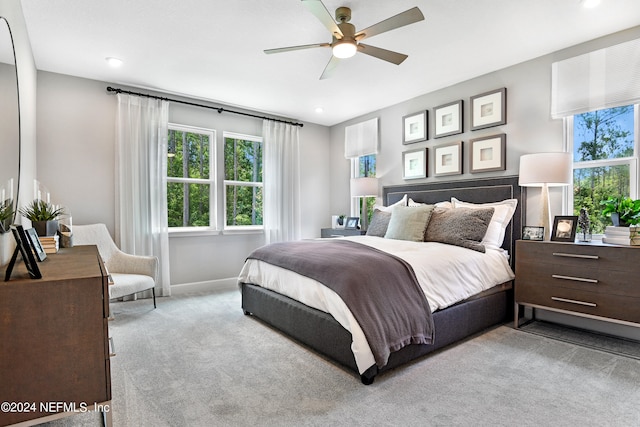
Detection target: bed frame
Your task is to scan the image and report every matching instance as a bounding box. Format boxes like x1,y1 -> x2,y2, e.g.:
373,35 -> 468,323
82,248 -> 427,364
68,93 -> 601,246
241,176 -> 524,384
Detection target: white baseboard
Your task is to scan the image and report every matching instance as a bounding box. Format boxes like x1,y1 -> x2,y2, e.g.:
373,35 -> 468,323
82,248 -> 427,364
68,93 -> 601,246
170,277 -> 238,295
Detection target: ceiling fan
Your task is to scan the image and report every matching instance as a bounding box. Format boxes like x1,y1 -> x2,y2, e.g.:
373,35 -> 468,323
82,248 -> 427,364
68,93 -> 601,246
264,0 -> 425,79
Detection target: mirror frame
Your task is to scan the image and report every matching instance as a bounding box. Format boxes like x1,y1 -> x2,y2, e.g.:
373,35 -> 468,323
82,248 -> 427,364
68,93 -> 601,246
0,16 -> 20,232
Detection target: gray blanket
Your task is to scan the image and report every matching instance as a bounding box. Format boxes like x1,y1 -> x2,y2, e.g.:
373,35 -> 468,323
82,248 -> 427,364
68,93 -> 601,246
246,239 -> 434,368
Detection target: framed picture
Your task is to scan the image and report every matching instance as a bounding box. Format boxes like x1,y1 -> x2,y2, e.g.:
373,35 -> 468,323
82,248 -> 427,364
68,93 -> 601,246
344,217 -> 360,230
434,141 -> 462,177
522,226 -> 544,241
551,216 -> 578,242
402,111 -> 428,144
402,148 -> 427,180
470,87 -> 506,131
5,225 -> 42,281
470,133 -> 506,173
433,100 -> 462,138
26,227 -> 47,261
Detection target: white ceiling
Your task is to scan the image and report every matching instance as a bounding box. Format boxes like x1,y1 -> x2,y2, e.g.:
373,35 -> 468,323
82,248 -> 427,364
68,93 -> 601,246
20,0 -> 640,127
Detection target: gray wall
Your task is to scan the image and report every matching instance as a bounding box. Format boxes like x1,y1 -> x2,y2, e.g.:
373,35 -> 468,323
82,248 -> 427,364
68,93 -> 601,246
329,26 -> 640,227
35,71 -> 331,290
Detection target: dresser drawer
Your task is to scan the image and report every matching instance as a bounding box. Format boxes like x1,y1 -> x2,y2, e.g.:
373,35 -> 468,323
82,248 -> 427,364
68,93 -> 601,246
516,262 -> 640,298
516,283 -> 640,324
516,240 -> 639,273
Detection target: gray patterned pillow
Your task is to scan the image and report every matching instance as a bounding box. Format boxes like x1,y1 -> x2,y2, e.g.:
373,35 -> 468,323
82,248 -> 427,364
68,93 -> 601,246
424,207 -> 495,252
384,204 -> 435,242
366,209 -> 392,237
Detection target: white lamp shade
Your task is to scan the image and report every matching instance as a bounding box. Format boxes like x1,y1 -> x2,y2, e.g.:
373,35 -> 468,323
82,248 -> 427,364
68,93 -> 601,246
519,152 -> 572,187
350,177 -> 378,197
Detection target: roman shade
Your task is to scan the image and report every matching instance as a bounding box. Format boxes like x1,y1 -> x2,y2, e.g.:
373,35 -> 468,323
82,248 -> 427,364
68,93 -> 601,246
551,37 -> 640,118
344,117 -> 379,159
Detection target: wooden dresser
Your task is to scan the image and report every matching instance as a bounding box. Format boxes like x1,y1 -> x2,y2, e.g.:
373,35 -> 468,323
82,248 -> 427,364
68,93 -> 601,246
0,245 -> 112,427
515,240 -> 640,328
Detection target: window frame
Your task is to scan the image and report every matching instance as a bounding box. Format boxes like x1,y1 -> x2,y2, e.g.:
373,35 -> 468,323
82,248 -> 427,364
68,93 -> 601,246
565,104 -> 640,234
350,154 -> 377,219
166,123 -> 217,234
222,131 -> 264,231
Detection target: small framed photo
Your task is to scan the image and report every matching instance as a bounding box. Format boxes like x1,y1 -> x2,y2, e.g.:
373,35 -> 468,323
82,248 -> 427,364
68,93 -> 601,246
402,111 -> 428,144
434,141 -> 462,177
26,227 -> 47,261
522,226 -> 544,241
344,217 -> 360,230
551,216 -> 578,242
5,225 -> 42,280
402,148 -> 427,180
471,87 -> 506,131
470,133 -> 506,173
433,100 -> 462,138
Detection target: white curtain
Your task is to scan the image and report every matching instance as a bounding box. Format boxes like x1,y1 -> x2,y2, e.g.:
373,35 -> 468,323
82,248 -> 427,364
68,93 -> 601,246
263,120 -> 301,244
551,37 -> 640,118
344,117 -> 379,159
115,94 -> 171,297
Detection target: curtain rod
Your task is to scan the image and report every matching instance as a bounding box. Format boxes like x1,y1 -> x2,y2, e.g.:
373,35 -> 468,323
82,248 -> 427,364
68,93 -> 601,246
106,86 -> 304,127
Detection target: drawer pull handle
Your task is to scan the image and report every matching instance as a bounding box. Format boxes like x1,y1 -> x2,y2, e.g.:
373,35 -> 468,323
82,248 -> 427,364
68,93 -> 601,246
109,337 -> 116,358
551,296 -> 597,307
551,274 -> 598,284
552,252 -> 599,260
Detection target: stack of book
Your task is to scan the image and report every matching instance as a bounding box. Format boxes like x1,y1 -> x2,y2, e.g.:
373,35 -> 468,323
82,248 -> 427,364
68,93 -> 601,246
39,234 -> 59,253
602,226 -> 639,246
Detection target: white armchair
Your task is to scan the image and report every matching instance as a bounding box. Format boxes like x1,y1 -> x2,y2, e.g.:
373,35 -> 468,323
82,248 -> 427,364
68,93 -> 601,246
72,224 -> 158,308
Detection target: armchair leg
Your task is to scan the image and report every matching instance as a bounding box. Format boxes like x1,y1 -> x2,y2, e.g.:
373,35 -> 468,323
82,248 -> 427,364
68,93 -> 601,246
152,288 -> 156,309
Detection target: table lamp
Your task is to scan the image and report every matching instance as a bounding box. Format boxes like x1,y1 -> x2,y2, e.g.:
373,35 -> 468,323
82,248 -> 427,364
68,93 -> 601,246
350,177 -> 379,231
519,152 -> 572,240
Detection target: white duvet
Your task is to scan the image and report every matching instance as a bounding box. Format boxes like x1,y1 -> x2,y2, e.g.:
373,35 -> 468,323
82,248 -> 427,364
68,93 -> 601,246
238,235 -> 515,374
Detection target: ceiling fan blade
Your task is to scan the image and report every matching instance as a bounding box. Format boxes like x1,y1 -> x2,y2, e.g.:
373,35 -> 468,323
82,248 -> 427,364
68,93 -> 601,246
264,43 -> 330,54
358,44 -> 408,65
302,0 -> 343,38
320,55 -> 341,80
355,7 -> 424,41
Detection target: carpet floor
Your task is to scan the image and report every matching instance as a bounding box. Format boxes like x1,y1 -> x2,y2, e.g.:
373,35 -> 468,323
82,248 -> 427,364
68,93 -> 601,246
42,289 -> 640,427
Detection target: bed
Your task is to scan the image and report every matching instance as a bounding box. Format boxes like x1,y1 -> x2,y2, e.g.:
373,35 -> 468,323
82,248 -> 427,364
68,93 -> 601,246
240,176 -> 524,384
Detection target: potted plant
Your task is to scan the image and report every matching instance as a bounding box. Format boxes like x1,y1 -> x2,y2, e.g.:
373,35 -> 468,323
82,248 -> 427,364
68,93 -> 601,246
600,197 -> 640,227
19,199 -> 65,236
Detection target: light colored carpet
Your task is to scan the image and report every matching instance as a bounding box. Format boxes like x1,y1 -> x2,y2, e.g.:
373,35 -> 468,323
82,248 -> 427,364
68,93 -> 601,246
43,289 -> 640,427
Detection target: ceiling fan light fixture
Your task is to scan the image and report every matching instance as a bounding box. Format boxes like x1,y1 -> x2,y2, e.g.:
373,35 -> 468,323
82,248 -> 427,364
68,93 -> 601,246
332,40 -> 357,59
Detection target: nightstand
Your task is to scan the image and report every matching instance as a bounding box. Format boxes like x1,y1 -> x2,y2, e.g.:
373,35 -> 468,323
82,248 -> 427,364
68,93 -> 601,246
514,239 -> 640,329
320,228 -> 366,238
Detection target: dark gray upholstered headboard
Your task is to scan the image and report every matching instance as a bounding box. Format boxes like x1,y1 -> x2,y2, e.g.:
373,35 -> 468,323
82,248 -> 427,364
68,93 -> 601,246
382,176 -> 524,268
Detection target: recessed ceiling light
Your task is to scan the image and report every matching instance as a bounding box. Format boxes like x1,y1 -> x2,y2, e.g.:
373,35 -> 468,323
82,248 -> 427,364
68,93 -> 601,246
315,107 -> 324,114
582,0 -> 600,8
105,57 -> 123,67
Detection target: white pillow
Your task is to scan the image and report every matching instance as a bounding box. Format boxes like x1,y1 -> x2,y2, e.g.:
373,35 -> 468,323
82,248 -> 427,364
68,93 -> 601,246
409,198 -> 452,209
451,197 -> 518,248
375,194 -> 407,212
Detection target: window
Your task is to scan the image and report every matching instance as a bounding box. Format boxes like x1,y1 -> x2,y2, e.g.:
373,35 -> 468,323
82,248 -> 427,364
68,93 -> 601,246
351,154 -> 377,223
167,125 -> 215,228
568,105 -> 638,233
224,132 -> 263,228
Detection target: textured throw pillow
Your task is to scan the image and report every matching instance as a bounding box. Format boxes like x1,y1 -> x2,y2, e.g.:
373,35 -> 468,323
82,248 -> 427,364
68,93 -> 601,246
366,209 -> 392,237
451,197 -> 518,248
384,204 -> 435,242
424,207 -> 495,253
